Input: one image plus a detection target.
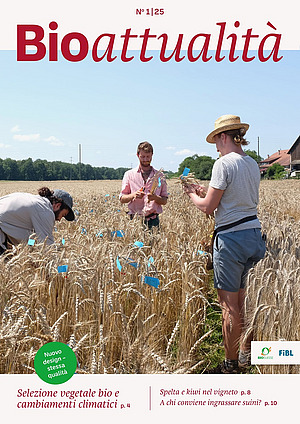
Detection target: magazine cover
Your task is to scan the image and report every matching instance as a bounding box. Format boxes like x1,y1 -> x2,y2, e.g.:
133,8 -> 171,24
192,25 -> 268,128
0,1 -> 299,423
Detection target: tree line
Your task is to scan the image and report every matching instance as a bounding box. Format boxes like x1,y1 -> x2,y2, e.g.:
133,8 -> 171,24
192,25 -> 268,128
0,150 -> 263,181
0,158 -> 129,181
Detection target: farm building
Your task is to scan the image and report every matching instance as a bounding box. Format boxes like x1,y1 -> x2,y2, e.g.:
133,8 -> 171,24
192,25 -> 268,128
259,149 -> 290,175
288,136 -> 300,177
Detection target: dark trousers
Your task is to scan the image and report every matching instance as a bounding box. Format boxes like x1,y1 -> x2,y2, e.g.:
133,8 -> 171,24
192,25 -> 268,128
145,216 -> 160,230
129,214 -> 160,230
0,234 -> 8,255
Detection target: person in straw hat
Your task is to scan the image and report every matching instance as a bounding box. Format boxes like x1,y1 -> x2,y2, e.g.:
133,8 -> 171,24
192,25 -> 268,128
183,114 -> 266,373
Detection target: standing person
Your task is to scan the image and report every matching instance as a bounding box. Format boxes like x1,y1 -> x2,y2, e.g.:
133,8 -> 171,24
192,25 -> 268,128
183,115 -> 266,373
120,141 -> 168,229
0,187 -> 75,253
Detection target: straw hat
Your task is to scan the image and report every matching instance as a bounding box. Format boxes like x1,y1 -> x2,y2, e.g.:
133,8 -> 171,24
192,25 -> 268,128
206,115 -> 249,143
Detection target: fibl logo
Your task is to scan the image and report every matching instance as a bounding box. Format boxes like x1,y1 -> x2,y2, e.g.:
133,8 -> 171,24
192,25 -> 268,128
258,347 -> 273,359
279,350 -> 294,356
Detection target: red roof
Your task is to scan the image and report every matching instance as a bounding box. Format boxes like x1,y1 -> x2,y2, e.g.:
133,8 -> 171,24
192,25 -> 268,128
259,150 -> 290,167
259,150 -> 290,173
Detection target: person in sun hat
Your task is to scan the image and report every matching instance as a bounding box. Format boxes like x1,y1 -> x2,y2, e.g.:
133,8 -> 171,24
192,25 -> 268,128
182,114 -> 266,373
0,187 -> 75,253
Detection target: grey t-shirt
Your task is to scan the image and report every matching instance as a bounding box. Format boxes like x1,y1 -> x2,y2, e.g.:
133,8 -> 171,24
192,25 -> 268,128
0,192 -> 55,245
209,152 -> 261,232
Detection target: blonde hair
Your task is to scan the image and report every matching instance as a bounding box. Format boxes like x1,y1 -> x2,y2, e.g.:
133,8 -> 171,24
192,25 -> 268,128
224,129 -> 249,146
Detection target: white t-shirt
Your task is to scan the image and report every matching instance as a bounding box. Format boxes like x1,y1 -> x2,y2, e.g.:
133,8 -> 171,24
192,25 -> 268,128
209,152 -> 261,232
0,192 -> 55,245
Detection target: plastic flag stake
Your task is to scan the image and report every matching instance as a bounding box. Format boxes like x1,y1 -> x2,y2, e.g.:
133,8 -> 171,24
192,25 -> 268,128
143,276 -> 160,289
116,257 -> 122,271
134,241 -> 143,248
28,239 -> 35,246
148,256 -> 154,267
58,265 -> 68,273
111,230 -> 124,237
126,258 -> 138,268
182,167 -> 190,176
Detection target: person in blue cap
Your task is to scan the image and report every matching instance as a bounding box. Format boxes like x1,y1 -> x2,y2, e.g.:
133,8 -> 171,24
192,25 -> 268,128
0,187 -> 75,253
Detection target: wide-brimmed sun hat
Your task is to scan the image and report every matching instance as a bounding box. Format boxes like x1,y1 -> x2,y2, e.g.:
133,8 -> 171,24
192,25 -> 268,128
53,189 -> 75,221
206,114 -> 249,143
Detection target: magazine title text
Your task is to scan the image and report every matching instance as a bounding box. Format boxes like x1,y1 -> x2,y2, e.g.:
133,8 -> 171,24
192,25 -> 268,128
16,21 -> 283,63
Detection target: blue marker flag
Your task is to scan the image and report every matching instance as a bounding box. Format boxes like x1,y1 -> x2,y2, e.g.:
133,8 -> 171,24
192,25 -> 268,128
96,232 -> 103,237
28,239 -> 35,246
127,258 -> 138,268
62,238 -> 65,245
112,230 -> 124,237
143,276 -> 160,288
58,265 -> 68,273
81,228 -> 87,235
134,241 -> 143,248
182,167 -> 190,176
116,256 -> 122,271
158,177 -> 161,187
148,256 -> 154,267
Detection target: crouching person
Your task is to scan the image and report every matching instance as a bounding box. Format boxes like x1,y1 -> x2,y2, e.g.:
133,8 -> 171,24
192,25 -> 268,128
0,187 -> 75,253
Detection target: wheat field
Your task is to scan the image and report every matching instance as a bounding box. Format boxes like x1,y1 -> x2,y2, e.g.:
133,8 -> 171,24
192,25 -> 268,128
0,179 -> 299,374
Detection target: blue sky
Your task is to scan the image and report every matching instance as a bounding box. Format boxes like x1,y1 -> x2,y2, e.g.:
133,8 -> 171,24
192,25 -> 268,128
0,50 -> 299,172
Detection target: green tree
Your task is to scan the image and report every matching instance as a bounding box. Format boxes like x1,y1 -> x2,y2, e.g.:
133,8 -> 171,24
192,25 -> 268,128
178,155 -> 215,180
244,149 -> 263,163
19,158 -> 37,180
3,158 -> 21,180
265,163 -> 285,179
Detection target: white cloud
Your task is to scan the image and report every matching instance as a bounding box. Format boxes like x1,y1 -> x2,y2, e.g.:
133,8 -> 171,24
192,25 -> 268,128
44,136 -> 65,146
174,149 -> 196,156
11,125 -> 21,133
166,146 -> 176,150
0,143 -> 10,148
13,133 -> 40,142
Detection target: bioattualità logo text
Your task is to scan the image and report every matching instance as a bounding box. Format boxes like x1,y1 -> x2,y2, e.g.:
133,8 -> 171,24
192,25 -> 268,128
16,21 -> 283,63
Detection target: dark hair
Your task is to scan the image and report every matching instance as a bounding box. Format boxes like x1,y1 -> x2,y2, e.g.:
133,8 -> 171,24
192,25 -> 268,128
223,129 -> 249,146
38,187 -> 67,209
137,141 -> 154,154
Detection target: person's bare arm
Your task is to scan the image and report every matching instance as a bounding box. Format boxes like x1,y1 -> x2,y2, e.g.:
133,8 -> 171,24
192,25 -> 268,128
147,193 -> 168,205
120,188 -> 145,204
185,186 -> 224,215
